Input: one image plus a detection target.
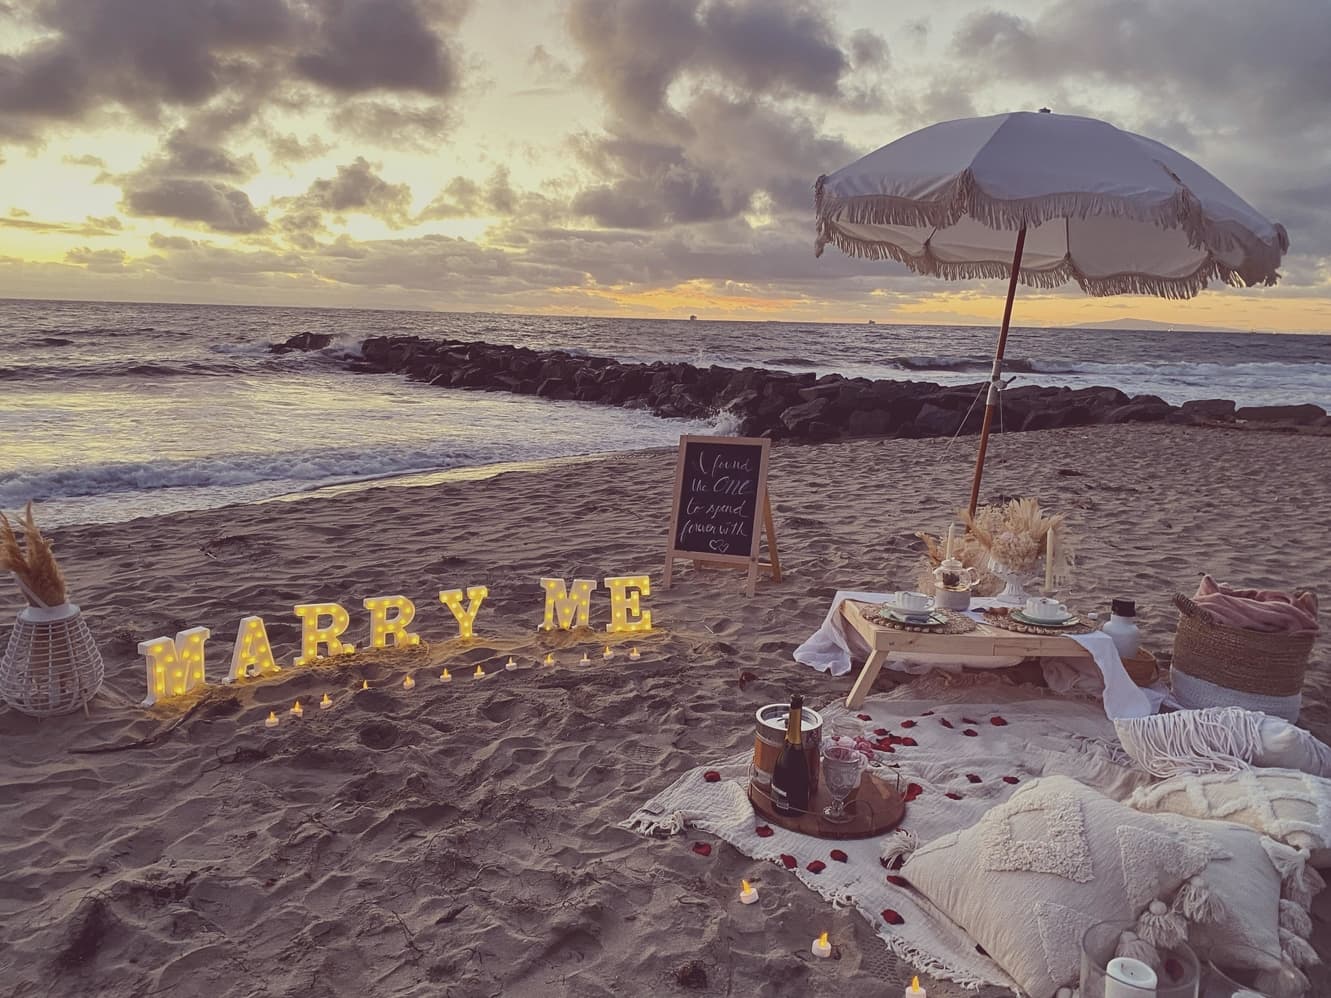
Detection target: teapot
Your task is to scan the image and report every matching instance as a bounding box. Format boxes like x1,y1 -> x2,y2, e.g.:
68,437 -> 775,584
932,557 -> 979,592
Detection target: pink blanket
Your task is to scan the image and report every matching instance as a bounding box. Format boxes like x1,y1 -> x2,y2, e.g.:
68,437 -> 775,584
1193,575 -> 1319,634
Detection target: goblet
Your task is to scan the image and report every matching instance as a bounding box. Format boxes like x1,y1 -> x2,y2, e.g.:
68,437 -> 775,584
820,743 -> 865,823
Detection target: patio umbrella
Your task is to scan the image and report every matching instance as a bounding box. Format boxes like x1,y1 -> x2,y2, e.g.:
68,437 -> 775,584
814,110 -> 1289,515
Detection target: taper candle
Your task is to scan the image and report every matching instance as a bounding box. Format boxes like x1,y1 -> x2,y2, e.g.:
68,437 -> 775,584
1045,529 -> 1055,593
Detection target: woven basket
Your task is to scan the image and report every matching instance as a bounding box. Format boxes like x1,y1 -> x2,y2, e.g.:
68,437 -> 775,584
1,603 -> 104,716
1170,593 -> 1314,717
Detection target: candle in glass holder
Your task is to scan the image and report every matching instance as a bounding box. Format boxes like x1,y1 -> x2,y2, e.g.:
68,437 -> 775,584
473,665 -> 485,678
811,931 -> 831,958
629,647 -> 641,660
945,523 -> 955,559
544,653 -> 555,667
603,646 -> 613,660
580,651 -> 591,665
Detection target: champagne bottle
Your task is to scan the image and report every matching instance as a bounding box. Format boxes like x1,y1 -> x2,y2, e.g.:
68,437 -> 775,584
770,695 -> 810,815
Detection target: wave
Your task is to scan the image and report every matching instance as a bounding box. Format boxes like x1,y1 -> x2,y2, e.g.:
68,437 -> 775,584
764,356 -> 819,367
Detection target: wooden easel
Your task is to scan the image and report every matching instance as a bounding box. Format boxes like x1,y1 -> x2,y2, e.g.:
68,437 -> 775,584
664,435 -> 782,597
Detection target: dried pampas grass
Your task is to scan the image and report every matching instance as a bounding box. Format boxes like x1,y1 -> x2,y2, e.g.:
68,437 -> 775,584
0,503 -> 68,607
914,497 -> 1077,594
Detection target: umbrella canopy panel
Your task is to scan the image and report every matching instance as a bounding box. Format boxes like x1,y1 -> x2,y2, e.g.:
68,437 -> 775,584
816,111 -> 1288,300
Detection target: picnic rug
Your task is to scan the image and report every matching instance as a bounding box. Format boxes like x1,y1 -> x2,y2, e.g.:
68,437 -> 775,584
620,676 -> 1151,992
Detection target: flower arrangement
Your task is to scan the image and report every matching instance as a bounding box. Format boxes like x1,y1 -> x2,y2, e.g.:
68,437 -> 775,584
0,502 -> 68,607
915,498 -> 1074,594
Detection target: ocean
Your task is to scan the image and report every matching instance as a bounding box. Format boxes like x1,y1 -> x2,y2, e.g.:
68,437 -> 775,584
2,298 -> 1328,527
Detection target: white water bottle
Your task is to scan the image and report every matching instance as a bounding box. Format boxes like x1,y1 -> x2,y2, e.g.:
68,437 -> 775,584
1102,598 -> 1141,659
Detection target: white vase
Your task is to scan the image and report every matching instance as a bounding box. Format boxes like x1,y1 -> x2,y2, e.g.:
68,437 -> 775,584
989,561 -> 1030,606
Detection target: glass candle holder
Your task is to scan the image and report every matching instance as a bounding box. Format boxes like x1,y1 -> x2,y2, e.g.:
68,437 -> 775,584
1081,922 -> 1199,998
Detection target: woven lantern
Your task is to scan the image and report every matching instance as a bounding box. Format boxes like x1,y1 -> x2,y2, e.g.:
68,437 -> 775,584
0,504 -> 103,716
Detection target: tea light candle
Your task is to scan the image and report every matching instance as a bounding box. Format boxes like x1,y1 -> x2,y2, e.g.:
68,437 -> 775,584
1045,530 -> 1055,593
361,679 -> 369,690
402,674 -> 415,690
811,931 -> 831,958
580,652 -> 591,665
440,668 -> 452,682
905,976 -> 926,998
320,693 -> 333,710
290,700 -> 304,717
739,880 -> 758,905
473,665 -> 485,679
603,646 -> 613,659
265,711 -> 279,728
629,647 -> 640,660
543,653 -> 555,667
505,656 -> 518,671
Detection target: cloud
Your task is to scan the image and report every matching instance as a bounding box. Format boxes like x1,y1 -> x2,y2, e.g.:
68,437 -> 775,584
275,157 -> 414,242
330,100 -> 456,143
263,130 -> 333,164
64,246 -> 128,271
0,213 -> 123,236
123,178 -> 268,232
527,44 -> 571,85
62,153 -> 107,169
420,167 -> 527,219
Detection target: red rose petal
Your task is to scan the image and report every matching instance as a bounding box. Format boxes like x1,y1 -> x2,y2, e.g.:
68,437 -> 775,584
830,849 -> 848,863
901,719 -> 916,728
962,729 -> 978,737
903,782 -> 923,802
990,716 -> 1008,726
961,716 -> 979,725
807,860 -> 826,874
945,792 -> 963,800
856,713 -> 872,721
703,770 -> 721,782
899,737 -> 917,747
780,853 -> 797,869
1002,775 -> 1019,785
938,718 -> 954,729
886,875 -> 910,888
881,909 -> 904,925
755,825 -> 774,837
1164,958 -> 1184,982
692,842 -> 712,857
966,773 -> 982,783
874,740 -> 895,753
873,727 -> 889,736
920,710 -> 934,716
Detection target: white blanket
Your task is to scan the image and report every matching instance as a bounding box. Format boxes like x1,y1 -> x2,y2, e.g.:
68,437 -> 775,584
793,590 -> 1155,720
621,677 -> 1150,993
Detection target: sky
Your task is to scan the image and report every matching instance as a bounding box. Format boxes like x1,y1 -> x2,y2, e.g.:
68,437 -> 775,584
1,0 -> 1328,331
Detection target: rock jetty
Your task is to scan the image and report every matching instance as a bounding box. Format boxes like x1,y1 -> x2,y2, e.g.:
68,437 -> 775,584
353,336 -> 1329,441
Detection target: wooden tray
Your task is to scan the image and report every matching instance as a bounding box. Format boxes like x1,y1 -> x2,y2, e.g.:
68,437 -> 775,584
749,772 -> 906,840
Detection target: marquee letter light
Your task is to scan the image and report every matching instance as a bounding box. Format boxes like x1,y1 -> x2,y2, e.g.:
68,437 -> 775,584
605,575 -> 653,633
139,626 -> 211,707
293,603 -> 354,666
540,578 -> 597,630
226,615 -> 281,683
363,595 -> 420,649
438,586 -> 488,640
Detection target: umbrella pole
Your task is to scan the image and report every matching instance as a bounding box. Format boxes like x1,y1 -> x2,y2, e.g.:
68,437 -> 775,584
966,226 -> 1028,518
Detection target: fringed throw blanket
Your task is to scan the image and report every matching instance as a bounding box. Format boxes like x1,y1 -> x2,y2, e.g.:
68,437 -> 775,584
620,677 -> 1150,992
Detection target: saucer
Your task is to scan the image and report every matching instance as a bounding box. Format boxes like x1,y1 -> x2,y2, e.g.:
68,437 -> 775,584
880,608 -> 948,627
1010,609 -> 1079,628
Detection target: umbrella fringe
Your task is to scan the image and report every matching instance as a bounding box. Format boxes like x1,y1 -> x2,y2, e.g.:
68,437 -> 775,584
814,172 -> 1285,296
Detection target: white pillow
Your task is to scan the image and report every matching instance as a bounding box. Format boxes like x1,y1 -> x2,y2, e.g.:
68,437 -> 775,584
1115,707 -> 1331,779
1130,769 -> 1331,867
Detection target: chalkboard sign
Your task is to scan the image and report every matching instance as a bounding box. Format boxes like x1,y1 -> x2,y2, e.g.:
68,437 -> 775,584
665,435 -> 780,596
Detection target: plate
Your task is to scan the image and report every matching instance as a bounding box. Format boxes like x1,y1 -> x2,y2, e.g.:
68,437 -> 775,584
1010,610 -> 1080,628
879,608 -> 948,627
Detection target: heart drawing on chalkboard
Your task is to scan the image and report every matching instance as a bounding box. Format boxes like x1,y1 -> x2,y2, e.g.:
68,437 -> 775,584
708,539 -> 730,554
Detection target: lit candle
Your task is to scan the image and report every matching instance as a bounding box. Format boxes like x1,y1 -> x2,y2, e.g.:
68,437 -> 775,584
580,652 -> 591,665
905,976 -> 926,998
811,931 -> 831,958
320,693 -> 333,710
290,700 -> 303,717
945,523 -> 955,560
473,665 -> 485,679
361,679 -> 369,690
265,711 -> 279,728
629,647 -> 641,660
440,668 -> 452,682
739,880 -> 758,905
603,646 -> 613,660
543,653 -> 555,667
403,674 -> 415,690
1045,529 -> 1055,593
505,656 -> 518,671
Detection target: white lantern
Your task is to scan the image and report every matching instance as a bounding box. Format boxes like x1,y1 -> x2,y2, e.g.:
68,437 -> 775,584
0,602 -> 104,716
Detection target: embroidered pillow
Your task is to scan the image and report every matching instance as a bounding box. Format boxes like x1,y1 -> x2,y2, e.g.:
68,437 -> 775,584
899,776 -> 1298,998
1114,707 -> 1331,779
1130,769 -> 1331,868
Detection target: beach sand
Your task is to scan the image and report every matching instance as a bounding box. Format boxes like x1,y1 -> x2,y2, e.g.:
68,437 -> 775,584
1,423 -> 1327,997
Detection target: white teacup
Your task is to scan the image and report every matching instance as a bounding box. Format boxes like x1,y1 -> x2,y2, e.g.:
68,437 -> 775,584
1025,596 -> 1069,621
893,591 -> 934,612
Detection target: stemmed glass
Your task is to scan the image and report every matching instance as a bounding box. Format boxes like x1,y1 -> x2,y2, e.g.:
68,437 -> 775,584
820,742 -> 866,823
